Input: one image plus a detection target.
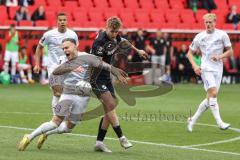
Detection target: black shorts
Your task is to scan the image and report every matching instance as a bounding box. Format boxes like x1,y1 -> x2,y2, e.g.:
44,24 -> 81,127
91,80 -> 116,98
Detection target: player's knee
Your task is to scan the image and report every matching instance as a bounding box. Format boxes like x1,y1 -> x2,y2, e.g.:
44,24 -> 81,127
208,87 -> 218,98
104,102 -> 116,112
52,116 -> 64,126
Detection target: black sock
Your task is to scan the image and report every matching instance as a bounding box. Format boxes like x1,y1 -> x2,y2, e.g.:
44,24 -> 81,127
112,125 -> 123,138
96,117 -> 107,141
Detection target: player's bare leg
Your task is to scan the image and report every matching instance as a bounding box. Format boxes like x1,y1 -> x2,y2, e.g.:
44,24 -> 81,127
94,92 -> 132,152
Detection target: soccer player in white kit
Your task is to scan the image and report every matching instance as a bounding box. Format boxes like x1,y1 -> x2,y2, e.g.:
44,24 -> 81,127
18,38 -> 127,151
187,13 -> 233,132
33,12 -> 79,114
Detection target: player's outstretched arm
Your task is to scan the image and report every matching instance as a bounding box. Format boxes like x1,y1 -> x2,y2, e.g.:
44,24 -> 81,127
33,44 -> 44,73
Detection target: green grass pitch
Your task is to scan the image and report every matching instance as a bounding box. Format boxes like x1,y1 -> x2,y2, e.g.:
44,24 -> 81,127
0,84 -> 239,160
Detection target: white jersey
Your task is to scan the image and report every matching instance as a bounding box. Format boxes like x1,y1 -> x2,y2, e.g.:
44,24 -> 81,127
39,28 -> 78,69
63,52 -> 91,86
189,29 -> 231,72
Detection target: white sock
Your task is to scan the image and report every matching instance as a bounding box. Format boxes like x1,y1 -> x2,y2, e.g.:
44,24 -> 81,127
4,62 -> 9,74
96,140 -> 103,145
28,121 -> 58,140
11,64 -> 16,75
20,70 -> 25,78
191,99 -> 208,123
41,70 -> 47,80
27,71 -> 32,80
52,96 -> 59,108
209,97 -> 223,125
45,121 -> 71,136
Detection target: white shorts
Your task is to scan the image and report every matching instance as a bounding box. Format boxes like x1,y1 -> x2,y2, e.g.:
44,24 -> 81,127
4,50 -> 19,65
201,71 -> 222,92
151,55 -> 166,66
53,94 -> 90,124
18,64 -> 30,70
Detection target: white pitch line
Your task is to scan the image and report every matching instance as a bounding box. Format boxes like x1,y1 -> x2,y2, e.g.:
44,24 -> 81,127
0,125 -> 240,156
0,112 -> 51,115
1,112 -> 240,149
183,136 -> 240,148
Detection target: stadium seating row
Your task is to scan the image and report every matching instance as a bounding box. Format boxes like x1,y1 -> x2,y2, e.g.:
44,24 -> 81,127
0,0 -> 237,30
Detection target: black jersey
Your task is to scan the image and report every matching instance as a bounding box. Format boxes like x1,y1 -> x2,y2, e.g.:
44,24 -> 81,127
90,31 -> 123,82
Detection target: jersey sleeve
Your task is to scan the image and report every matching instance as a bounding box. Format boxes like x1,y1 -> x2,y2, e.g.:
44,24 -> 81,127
90,40 -> 104,57
222,32 -> 232,47
189,35 -> 200,52
39,32 -> 49,46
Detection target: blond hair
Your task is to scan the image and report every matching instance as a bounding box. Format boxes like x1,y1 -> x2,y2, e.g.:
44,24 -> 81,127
203,13 -> 216,21
107,16 -> 122,29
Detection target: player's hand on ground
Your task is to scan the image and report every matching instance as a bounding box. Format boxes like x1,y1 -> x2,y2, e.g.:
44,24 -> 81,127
193,66 -> 201,76
138,50 -> 149,59
111,67 -> 128,85
33,65 -> 41,74
211,55 -> 221,62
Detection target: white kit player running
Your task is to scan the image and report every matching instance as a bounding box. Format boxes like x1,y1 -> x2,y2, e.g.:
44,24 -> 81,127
33,12 -> 79,114
18,38 -> 127,151
187,13 -> 233,132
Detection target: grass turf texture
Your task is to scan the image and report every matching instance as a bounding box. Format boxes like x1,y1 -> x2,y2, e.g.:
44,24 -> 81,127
0,84 -> 239,160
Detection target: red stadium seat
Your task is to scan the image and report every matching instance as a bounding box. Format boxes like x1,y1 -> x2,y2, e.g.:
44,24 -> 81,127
3,20 -> 18,26
195,9 -> 208,23
150,11 -> 166,24
154,0 -> 170,9
88,11 -> 105,23
108,0 -> 124,8
123,0 -> 140,9
139,0 -> 155,9
63,0 -> 80,7
9,6 -> 20,20
169,0 -> 184,9
228,0 -> 240,7
35,0 -> 47,6
119,12 -> 136,25
73,12 -> 89,23
135,12 -> 151,23
222,23 -> 235,30
93,0 -> 109,9
35,20 -> 50,27
165,10 -> 181,23
103,8 -> 119,20
78,0 -> 94,8
19,20 -> 33,26
180,10 -> 197,24
47,0 -> 63,7
0,6 -> 8,23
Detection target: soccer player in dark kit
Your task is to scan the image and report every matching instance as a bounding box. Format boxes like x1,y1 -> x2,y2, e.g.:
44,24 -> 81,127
90,16 -> 148,152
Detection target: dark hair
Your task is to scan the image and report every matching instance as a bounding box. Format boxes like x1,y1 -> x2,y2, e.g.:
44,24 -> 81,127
62,38 -> 77,45
10,24 -> 15,28
57,12 -> 67,18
